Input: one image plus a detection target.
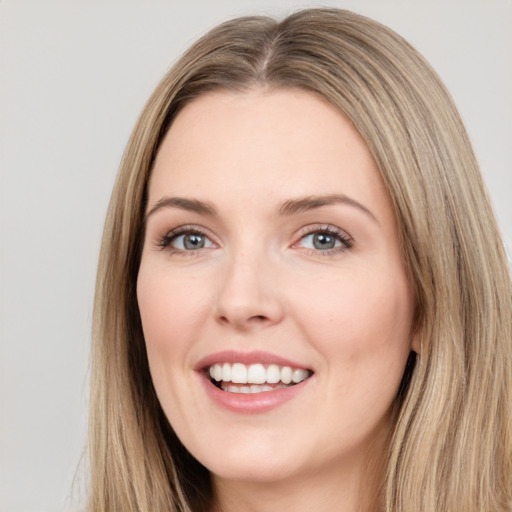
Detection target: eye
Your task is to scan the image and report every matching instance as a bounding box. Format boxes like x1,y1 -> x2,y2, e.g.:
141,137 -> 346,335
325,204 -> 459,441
302,232 -> 340,250
158,228 -> 216,253
172,232 -> 214,250
294,226 -> 352,254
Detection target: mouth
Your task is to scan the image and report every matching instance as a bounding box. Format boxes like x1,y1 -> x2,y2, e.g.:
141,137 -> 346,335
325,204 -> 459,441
207,362 -> 313,394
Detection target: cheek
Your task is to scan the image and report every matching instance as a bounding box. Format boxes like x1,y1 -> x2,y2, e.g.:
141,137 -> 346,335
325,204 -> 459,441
136,263 -> 217,430
136,264 -> 210,371
292,268 -> 414,376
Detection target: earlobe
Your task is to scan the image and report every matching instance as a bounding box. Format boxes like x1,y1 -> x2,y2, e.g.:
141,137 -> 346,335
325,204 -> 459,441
408,301 -> 423,354
411,337 -> 421,355
410,326 -> 422,354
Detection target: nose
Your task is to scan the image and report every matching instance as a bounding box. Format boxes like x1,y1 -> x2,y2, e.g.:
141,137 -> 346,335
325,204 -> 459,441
214,250 -> 284,331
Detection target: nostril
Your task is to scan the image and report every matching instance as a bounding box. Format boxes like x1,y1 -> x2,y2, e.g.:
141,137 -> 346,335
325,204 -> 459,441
215,292 -> 284,328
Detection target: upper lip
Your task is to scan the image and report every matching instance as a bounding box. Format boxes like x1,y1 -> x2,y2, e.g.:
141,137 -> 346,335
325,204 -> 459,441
194,350 -> 311,371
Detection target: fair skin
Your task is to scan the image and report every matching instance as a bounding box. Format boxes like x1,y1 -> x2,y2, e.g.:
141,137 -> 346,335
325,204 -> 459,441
137,88 -> 418,512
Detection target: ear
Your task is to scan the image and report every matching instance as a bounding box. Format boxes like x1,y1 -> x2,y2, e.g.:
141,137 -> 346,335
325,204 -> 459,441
410,323 -> 422,354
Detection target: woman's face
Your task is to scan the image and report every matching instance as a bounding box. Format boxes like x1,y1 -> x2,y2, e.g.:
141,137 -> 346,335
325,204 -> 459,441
137,88 -> 417,486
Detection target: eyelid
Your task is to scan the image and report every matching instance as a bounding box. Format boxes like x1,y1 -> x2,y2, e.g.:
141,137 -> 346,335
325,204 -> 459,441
153,223 -> 352,256
292,224 -> 353,252
156,224 -> 219,252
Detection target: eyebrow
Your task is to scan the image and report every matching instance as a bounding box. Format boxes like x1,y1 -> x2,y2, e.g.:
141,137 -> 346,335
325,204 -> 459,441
278,194 -> 377,222
145,197 -> 217,220
145,193 -> 377,223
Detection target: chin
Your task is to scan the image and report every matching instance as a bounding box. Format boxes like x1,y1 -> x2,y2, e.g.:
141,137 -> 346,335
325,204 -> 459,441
193,441 -> 299,484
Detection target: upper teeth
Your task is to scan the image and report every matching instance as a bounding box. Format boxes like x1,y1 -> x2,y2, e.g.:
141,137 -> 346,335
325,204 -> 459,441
208,363 -> 309,385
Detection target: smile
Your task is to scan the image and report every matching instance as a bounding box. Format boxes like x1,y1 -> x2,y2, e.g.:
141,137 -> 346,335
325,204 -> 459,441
209,363 -> 311,394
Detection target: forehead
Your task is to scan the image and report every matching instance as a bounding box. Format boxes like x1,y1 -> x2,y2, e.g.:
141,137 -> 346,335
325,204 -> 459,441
149,88 -> 387,211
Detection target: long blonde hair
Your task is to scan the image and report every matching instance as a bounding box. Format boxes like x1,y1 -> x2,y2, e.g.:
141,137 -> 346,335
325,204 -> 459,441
89,8 -> 512,512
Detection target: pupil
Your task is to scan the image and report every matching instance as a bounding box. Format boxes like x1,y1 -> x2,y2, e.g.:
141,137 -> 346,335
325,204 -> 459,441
313,233 -> 335,250
184,234 -> 205,250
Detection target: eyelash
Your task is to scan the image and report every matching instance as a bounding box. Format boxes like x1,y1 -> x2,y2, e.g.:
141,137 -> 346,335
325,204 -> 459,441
293,225 -> 352,255
156,224 -> 353,256
157,225 -> 214,255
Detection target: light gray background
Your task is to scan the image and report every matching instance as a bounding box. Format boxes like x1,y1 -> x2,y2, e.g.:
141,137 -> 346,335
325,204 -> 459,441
1,1 -> 511,511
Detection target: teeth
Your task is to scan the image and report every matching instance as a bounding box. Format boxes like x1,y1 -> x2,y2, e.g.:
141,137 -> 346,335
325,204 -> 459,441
209,362 -> 310,388
247,363 -> 266,384
231,363 -> 247,384
266,364 -> 280,383
281,366 -> 292,384
292,368 -> 309,383
222,363 -> 231,382
220,382 -> 294,394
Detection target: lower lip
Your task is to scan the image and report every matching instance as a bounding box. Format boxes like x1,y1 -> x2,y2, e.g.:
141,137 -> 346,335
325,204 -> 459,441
200,374 -> 311,414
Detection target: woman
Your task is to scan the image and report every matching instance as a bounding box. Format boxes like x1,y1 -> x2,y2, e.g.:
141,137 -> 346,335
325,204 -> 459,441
89,8 -> 511,512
